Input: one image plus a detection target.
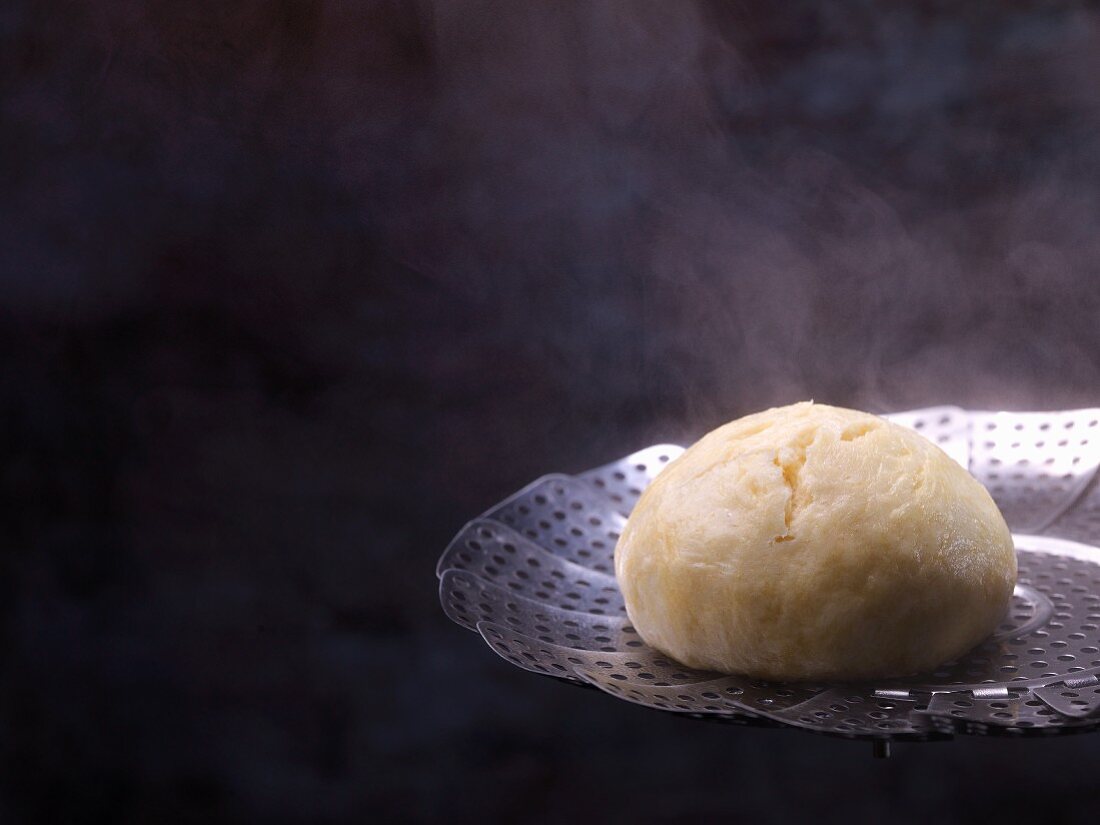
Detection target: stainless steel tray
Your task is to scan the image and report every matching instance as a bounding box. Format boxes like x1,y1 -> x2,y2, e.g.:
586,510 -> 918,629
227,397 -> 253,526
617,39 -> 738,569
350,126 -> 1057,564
437,407 -> 1100,746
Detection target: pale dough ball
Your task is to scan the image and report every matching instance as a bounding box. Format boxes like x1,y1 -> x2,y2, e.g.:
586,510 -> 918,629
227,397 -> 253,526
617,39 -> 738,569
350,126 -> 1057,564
615,402 -> 1016,681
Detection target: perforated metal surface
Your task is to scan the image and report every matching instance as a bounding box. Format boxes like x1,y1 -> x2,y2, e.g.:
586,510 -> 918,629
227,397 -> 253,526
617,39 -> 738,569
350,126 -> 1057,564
438,407 -> 1100,741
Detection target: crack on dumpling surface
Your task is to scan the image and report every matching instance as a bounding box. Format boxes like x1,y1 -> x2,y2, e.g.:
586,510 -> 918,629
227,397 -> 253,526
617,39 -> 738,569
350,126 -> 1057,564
773,427 -> 816,543
840,421 -> 879,441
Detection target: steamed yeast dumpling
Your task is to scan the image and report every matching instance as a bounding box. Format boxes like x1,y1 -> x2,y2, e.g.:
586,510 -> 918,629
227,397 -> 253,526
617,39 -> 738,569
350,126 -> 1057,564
614,402 -> 1016,681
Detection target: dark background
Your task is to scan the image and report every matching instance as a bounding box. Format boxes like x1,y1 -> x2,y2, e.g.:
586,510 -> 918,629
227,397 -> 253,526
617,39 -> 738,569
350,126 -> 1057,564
6,1 -> 1100,822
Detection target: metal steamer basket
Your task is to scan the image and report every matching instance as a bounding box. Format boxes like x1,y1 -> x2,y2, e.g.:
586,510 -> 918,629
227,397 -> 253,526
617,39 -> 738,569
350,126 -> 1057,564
437,407 -> 1100,752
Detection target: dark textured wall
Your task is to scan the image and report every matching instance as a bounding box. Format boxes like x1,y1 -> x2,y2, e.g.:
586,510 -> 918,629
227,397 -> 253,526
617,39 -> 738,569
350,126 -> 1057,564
6,2 -> 1100,822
